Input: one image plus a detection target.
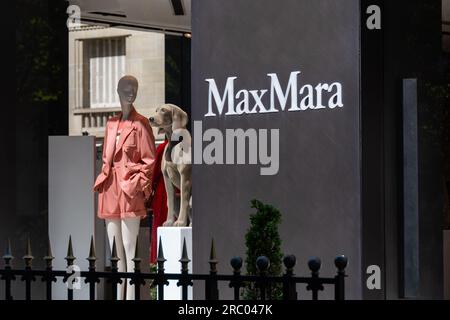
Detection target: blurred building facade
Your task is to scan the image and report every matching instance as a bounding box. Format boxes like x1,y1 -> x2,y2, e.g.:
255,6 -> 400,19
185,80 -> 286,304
68,24 -> 164,138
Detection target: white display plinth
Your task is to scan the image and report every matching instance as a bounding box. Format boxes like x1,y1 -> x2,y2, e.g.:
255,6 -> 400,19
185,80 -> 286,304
157,227 -> 193,300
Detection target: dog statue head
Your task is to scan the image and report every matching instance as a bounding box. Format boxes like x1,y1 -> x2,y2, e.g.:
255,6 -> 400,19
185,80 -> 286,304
149,104 -> 188,136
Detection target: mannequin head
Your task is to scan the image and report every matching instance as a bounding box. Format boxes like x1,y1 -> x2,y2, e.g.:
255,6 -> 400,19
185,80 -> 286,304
117,75 -> 138,108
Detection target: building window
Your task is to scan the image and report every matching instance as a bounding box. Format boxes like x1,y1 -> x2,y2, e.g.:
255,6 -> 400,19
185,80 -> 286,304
84,37 -> 126,108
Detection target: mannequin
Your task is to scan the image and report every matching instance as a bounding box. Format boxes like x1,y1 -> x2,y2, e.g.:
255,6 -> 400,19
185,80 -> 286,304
93,75 -> 156,300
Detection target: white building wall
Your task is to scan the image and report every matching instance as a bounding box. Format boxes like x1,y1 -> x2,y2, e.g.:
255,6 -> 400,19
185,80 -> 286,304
68,24 -> 164,138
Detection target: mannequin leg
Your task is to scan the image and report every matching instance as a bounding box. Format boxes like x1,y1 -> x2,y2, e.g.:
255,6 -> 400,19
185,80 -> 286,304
121,217 -> 141,300
105,219 -> 126,300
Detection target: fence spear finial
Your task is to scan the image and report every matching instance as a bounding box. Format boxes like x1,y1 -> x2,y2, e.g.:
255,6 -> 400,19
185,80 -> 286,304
134,236 -> 140,260
132,236 -> 141,272
43,236 -> 54,268
23,236 -> 34,268
88,235 -> 96,260
209,238 -> 216,260
110,236 -> 120,271
157,237 -> 166,262
5,238 -> 12,255
181,238 -> 189,260
209,238 -> 218,274
46,237 -> 53,257
111,236 -> 117,258
65,235 -> 75,266
87,235 -> 96,270
179,238 -> 190,273
67,235 -> 73,256
26,237 -> 32,256
3,238 -> 13,267
157,237 -> 166,274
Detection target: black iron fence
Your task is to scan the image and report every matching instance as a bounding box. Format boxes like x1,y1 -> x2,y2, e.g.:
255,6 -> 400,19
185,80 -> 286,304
0,236 -> 348,301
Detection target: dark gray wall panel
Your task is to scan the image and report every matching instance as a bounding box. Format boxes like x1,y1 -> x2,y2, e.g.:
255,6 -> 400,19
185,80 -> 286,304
192,0 -> 362,299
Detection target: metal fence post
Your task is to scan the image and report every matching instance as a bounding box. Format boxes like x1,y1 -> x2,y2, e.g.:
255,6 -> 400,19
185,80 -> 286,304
42,237 -> 56,300
22,237 -> 35,301
64,236 -> 76,301
229,257 -> 243,300
334,255 -> 348,300
109,236 -> 121,301
156,238 -> 168,301
306,257 -> 323,301
205,239 -> 219,300
2,239 -> 15,300
177,238 -> 192,301
256,256 -> 270,301
131,237 -> 145,300
85,236 -> 100,300
282,255 -> 297,300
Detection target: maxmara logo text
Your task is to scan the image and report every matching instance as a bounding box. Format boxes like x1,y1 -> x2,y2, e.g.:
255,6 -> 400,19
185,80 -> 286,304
204,71 -> 344,117
179,70 -> 345,176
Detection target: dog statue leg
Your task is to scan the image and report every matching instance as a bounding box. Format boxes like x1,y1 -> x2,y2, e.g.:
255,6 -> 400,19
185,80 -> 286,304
188,196 -> 192,227
162,168 -> 176,227
174,166 -> 191,227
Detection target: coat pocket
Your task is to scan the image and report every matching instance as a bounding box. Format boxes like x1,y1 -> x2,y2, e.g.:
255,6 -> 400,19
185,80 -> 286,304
124,131 -> 137,154
125,130 -> 137,146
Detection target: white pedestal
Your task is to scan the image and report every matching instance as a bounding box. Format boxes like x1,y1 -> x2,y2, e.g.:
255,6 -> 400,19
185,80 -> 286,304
157,227 -> 193,300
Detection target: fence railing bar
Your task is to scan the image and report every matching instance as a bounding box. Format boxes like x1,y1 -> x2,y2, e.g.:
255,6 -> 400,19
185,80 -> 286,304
0,236 -> 348,301
0,270 -> 342,283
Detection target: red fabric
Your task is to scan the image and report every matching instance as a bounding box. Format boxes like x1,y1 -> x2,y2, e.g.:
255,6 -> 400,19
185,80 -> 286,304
150,140 -> 168,264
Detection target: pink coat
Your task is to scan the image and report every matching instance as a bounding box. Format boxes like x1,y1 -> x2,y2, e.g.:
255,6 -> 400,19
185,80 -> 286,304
93,108 -> 156,218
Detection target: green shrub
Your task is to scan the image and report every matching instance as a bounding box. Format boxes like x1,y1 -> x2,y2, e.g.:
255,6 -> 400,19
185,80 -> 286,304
244,199 -> 283,300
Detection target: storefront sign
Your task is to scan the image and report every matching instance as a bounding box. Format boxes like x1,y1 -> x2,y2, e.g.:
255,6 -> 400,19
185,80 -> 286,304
205,71 -> 343,117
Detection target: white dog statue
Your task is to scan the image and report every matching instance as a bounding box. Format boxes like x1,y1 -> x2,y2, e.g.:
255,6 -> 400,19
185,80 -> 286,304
149,104 -> 192,227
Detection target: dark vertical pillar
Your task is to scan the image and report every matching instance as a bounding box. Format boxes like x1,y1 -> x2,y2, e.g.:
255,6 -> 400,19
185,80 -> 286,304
165,34 -> 191,129
361,0 -> 443,300
0,0 -> 17,244
402,78 -> 420,298
360,0 -> 386,300
383,0 -> 443,299
0,0 -> 68,299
